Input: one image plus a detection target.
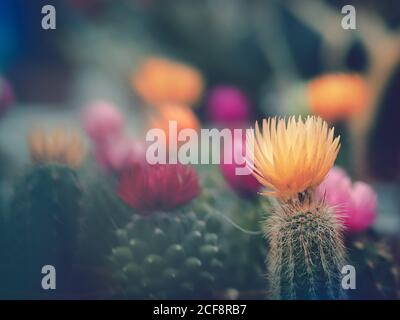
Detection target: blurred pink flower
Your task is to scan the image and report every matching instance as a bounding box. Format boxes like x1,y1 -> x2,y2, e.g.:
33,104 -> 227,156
0,77 -> 14,115
207,86 -> 251,125
317,166 -> 377,233
95,137 -> 145,173
82,100 -> 124,143
220,131 -> 262,197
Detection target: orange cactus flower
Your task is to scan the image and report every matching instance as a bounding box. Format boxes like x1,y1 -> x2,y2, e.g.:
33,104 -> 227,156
132,57 -> 204,106
307,73 -> 369,121
149,103 -> 201,140
246,116 -> 340,201
28,127 -> 85,168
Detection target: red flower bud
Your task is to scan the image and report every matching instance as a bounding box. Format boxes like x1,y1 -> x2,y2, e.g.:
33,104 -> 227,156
118,163 -> 201,213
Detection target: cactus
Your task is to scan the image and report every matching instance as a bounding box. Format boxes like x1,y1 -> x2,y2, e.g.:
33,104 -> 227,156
98,161 -> 223,299
220,199 -> 267,299
8,163 -> 82,298
265,201 -> 346,300
110,204 -> 224,299
199,166 -> 268,298
78,169 -> 131,266
346,232 -> 400,300
72,169 -> 132,298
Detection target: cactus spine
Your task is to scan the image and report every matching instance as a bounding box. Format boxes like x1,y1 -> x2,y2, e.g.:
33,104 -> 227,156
265,195 -> 346,299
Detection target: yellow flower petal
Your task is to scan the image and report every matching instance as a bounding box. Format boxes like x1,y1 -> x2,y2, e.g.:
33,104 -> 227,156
246,116 -> 340,201
27,127 -> 85,168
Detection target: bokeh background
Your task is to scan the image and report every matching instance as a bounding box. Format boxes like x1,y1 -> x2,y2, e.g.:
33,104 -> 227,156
0,0 -> 399,299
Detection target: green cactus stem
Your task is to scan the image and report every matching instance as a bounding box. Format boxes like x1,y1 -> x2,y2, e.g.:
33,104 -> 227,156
8,163 -> 82,298
218,198 -> 268,299
265,199 -> 346,300
110,205 -> 224,299
196,165 -> 269,299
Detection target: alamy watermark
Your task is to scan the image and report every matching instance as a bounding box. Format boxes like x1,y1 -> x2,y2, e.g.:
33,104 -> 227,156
341,265 -> 356,290
39,4 -> 355,32
145,121 -> 254,175
41,265 -> 56,290
37,263 -> 356,292
41,5 -> 56,30
341,5 -> 357,30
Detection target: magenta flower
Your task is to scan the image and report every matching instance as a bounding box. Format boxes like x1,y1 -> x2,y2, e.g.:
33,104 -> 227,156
118,163 -> 201,213
206,86 -> 251,125
316,166 -> 377,233
82,100 -> 124,143
219,131 -> 262,197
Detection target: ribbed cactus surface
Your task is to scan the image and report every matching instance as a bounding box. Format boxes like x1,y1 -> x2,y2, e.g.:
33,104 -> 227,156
219,199 -> 267,299
78,171 -> 131,266
197,165 -> 268,299
265,204 -> 346,300
110,207 -> 224,299
8,164 -> 82,298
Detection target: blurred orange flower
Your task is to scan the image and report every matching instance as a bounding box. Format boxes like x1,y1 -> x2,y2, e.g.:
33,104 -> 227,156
28,127 -> 85,168
307,73 -> 369,121
149,104 -> 200,145
132,57 -> 204,106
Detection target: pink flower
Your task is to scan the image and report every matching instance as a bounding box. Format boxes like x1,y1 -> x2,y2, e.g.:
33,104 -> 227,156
95,137 -> 145,173
206,86 -> 251,125
219,130 -> 262,197
0,77 -> 14,115
118,163 -> 201,213
317,167 -> 377,233
82,101 -> 124,143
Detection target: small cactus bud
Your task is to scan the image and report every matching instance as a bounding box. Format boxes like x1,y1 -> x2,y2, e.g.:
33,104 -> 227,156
166,244 -> 185,264
199,245 -> 219,261
112,247 -> 133,265
184,257 -> 203,273
144,254 -> 164,273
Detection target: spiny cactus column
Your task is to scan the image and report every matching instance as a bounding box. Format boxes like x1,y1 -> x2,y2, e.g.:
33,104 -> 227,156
266,201 -> 346,299
246,116 -> 346,300
9,164 -> 82,298
110,206 -> 224,299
